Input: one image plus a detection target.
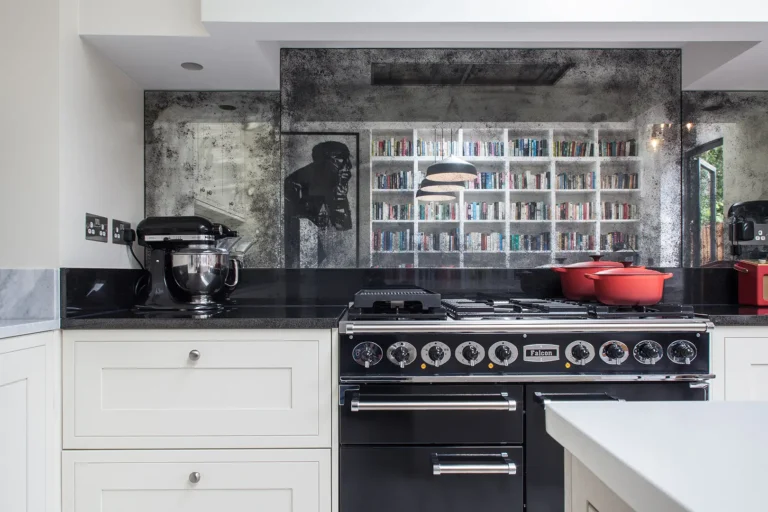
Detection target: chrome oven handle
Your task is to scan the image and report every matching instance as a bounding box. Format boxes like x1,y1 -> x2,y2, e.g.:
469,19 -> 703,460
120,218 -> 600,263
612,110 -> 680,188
534,392 -> 624,407
350,394 -> 517,412
432,454 -> 517,476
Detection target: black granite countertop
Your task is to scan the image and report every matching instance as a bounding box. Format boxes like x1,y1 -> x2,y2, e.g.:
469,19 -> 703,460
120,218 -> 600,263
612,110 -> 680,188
694,305 -> 768,326
61,304 -> 347,330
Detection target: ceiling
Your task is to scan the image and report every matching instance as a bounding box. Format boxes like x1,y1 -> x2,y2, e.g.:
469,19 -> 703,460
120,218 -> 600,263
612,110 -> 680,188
82,20 -> 768,91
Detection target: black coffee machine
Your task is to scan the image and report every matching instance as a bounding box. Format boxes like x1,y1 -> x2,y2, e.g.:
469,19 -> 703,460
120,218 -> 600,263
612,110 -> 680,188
136,216 -> 239,311
729,201 -> 768,258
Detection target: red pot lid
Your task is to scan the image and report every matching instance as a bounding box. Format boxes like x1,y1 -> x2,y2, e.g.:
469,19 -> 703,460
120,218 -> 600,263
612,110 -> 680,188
563,255 -> 624,269
592,267 -> 662,276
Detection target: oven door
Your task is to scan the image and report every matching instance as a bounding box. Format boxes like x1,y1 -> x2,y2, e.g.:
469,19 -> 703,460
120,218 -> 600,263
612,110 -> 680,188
525,382 -> 709,512
340,446 -> 524,512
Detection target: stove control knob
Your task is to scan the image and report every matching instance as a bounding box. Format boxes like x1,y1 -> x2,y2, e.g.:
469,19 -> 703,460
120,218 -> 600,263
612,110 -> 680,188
634,340 -> 663,365
599,341 -> 629,365
421,341 -> 451,367
456,341 -> 486,367
566,341 -> 595,366
668,340 -> 697,365
352,342 -> 383,368
386,342 -> 417,368
489,341 -> 519,366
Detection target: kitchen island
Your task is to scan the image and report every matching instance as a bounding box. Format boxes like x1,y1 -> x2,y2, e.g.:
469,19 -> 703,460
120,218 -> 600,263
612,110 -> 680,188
546,401 -> 768,512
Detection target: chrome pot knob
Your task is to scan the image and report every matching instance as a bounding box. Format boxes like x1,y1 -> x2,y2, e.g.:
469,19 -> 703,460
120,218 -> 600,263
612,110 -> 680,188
391,346 -> 410,366
189,350 -> 201,361
604,342 -> 625,360
189,472 -> 201,484
495,344 -> 513,363
571,343 -> 590,361
428,345 -> 445,363
462,345 -> 480,365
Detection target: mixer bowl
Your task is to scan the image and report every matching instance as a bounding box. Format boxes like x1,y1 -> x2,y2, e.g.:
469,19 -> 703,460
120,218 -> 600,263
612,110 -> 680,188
171,247 -> 230,304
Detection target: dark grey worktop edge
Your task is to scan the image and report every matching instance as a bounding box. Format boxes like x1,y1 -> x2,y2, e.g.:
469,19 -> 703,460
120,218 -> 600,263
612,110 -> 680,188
707,315 -> 768,327
60,317 -> 340,330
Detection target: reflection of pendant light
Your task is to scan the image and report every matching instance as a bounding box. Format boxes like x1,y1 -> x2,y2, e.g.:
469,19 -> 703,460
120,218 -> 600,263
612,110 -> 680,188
416,189 -> 457,202
425,129 -> 477,182
420,178 -> 464,193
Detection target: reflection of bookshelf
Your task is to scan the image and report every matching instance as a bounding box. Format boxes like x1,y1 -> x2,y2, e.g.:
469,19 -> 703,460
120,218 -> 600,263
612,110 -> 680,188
369,124 -> 642,268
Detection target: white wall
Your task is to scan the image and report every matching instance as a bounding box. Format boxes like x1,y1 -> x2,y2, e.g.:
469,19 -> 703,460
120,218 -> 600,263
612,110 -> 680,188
59,0 -> 144,268
0,0 -> 60,268
80,0 -> 207,36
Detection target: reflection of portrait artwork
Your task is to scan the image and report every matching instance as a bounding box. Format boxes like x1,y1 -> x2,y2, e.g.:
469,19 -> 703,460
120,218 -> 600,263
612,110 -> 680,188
282,133 -> 358,268
284,141 -> 353,230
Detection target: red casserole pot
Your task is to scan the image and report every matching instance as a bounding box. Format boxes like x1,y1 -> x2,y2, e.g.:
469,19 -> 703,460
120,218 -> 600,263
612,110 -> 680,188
584,267 -> 674,306
552,255 -> 624,300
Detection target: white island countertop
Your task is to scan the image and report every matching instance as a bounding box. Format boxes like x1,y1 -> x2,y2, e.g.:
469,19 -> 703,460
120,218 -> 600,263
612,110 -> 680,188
546,401 -> 768,512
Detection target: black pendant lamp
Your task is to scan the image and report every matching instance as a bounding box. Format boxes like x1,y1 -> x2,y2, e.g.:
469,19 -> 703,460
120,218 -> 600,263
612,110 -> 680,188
426,155 -> 478,182
419,178 -> 464,193
416,189 -> 457,202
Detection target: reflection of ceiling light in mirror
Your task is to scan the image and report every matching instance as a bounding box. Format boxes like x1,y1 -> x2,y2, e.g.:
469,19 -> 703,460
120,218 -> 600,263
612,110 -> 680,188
419,178 -> 464,192
686,122 -> 693,131
426,156 -> 478,182
181,62 -> 204,71
650,138 -> 659,150
244,122 -> 260,131
416,189 -> 457,202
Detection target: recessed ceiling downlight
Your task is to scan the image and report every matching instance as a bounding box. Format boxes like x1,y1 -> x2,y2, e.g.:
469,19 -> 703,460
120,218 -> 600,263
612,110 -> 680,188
181,62 -> 204,71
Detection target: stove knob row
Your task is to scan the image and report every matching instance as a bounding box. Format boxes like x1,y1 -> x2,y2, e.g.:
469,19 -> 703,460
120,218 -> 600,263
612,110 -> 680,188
386,341 -> 418,368
352,341 -> 383,368
633,340 -> 663,365
599,340 -> 629,365
489,341 -> 519,366
668,340 -> 697,365
565,341 -> 595,366
421,341 -> 451,367
456,341 -> 486,366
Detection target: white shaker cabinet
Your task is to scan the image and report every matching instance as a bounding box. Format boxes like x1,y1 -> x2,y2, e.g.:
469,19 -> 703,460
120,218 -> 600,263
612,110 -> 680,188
565,451 -> 635,512
717,326 -> 768,401
0,331 -> 60,512
63,450 -> 330,512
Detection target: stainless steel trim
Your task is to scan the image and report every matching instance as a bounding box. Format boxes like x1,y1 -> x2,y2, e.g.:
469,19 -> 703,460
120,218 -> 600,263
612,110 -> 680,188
432,454 -> 516,476
339,373 -> 715,384
188,349 -> 200,361
143,234 -> 216,242
689,381 -> 709,389
340,318 -> 714,335
350,394 -> 517,412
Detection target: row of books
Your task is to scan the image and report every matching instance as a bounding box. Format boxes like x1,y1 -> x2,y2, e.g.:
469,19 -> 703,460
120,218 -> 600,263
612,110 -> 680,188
463,141 -> 504,157
372,202 -> 414,221
510,233 -> 550,252
416,229 -> 460,252
598,139 -> 638,157
373,171 -> 414,190
373,138 -> 412,157
465,232 -> 505,252
557,202 -> 594,221
511,171 -> 550,190
467,172 -> 506,190
510,138 -> 547,157
466,202 -> 505,221
416,140 -> 458,157
372,230 -> 412,252
601,232 -> 638,251
418,203 -> 460,221
511,202 -> 550,221
556,172 -> 597,190
554,140 -> 595,157
558,232 -> 596,251
602,203 -> 639,220
601,173 -> 639,190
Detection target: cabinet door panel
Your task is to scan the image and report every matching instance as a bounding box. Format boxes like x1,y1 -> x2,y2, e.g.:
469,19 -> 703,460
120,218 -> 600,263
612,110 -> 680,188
724,337 -> 768,401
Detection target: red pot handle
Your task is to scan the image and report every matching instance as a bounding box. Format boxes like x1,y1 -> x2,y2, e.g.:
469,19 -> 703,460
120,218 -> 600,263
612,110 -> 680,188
661,273 -> 674,280
734,264 -> 749,274
552,267 -> 566,273
584,274 -> 600,281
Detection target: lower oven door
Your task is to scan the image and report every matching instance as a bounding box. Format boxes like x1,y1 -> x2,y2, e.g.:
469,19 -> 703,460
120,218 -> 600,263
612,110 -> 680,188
340,446 -> 524,512
525,381 -> 708,512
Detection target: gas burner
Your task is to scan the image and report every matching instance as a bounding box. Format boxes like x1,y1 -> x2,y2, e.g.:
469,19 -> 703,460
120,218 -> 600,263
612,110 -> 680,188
346,306 -> 448,321
443,297 -> 589,319
587,303 -> 695,319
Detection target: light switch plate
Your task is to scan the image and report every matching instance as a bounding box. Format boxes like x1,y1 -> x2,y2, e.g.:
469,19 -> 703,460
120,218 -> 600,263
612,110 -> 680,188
112,219 -> 131,245
85,213 -> 108,243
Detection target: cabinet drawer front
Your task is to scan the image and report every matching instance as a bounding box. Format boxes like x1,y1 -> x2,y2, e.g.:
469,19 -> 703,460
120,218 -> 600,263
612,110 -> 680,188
64,331 -> 331,448
64,450 -> 330,512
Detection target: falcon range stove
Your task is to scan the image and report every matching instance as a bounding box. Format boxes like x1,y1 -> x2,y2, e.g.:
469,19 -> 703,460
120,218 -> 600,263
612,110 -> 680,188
338,288 -> 714,512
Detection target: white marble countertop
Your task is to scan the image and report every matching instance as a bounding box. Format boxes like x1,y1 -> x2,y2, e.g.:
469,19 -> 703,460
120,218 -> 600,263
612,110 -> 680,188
0,319 -> 59,340
546,401 -> 768,512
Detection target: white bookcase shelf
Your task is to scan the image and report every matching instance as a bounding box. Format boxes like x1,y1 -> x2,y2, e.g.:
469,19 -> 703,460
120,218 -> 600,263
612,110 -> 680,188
369,124 -> 642,268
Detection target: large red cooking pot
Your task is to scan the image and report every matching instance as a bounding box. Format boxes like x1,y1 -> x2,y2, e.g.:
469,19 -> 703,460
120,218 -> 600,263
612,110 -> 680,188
552,255 -> 624,300
584,267 -> 674,306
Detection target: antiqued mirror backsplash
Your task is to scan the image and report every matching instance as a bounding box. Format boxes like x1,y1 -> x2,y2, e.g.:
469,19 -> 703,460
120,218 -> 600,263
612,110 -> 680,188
145,48 -> 687,269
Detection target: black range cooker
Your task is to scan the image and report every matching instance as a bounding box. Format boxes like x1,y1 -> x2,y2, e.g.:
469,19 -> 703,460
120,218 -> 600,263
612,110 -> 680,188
338,288 -> 714,512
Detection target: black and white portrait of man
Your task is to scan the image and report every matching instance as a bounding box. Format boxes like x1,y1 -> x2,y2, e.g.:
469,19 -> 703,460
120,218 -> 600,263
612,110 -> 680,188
282,133 -> 358,268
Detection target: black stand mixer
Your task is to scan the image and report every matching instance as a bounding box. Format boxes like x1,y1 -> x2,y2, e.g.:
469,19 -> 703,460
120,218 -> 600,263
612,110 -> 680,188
136,216 -> 240,311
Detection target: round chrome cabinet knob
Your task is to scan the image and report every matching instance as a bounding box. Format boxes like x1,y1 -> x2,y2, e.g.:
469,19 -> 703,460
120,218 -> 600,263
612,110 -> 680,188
456,341 -> 486,366
634,340 -> 663,364
189,472 -> 201,484
668,340 -> 697,365
188,350 -> 200,361
421,341 -> 451,367
565,341 -> 595,365
599,341 -> 629,365
352,341 -> 383,368
489,341 -> 519,366
386,342 -> 417,368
